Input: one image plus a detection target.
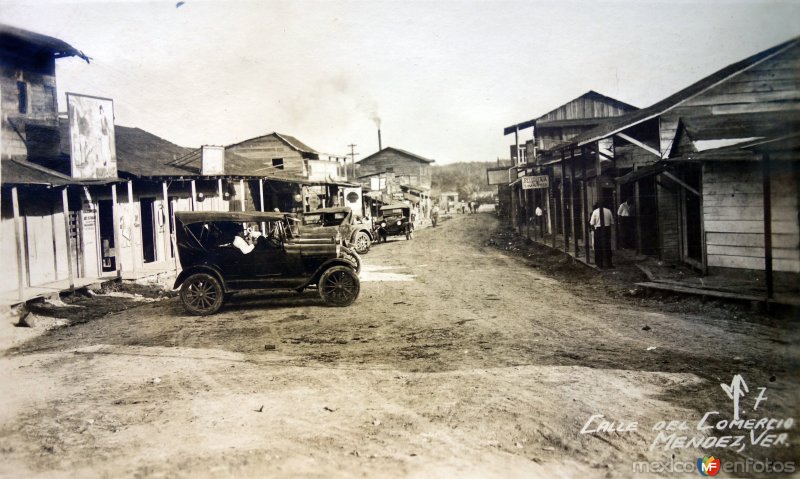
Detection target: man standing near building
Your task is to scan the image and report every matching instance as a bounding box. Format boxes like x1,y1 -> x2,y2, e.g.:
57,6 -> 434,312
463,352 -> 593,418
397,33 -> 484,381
590,202 -> 614,269
617,198 -> 634,249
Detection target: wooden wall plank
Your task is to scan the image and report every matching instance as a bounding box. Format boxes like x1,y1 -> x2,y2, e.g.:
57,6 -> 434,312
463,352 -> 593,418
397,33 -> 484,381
707,244 -> 798,259
706,232 -> 798,248
708,254 -> 799,272
705,220 -> 799,234
703,205 -> 796,221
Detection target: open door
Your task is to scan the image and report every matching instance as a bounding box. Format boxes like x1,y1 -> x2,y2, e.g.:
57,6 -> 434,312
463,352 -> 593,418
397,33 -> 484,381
681,165 -> 703,267
140,198 -> 157,263
98,200 -> 116,272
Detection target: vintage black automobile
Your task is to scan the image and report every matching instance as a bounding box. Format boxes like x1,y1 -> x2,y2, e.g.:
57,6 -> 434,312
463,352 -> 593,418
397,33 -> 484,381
299,206 -> 374,254
173,211 -> 360,315
374,203 -> 414,242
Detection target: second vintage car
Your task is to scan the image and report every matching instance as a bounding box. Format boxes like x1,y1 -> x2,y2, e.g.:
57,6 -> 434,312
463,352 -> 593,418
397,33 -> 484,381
374,203 -> 414,242
299,206 -> 374,254
173,211 -> 360,315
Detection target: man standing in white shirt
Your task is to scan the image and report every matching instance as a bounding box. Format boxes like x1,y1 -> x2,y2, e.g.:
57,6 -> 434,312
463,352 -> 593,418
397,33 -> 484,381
617,198 -> 634,249
590,202 -> 615,269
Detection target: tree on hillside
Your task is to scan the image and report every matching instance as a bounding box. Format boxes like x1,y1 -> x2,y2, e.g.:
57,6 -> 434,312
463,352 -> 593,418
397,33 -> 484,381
431,161 -> 497,202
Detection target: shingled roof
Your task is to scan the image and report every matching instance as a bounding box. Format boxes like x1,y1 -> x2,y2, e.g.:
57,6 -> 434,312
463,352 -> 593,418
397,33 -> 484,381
56,119 -> 194,178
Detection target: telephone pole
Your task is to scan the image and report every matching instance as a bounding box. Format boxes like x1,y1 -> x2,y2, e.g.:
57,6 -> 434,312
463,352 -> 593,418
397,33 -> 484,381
347,144 -> 359,181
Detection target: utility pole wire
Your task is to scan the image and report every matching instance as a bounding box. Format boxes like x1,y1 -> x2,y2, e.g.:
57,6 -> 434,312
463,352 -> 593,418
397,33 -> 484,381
347,144 -> 359,181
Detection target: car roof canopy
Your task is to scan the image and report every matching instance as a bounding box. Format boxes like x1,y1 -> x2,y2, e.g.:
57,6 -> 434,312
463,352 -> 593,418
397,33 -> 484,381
380,203 -> 410,211
175,211 -> 287,225
306,207 -> 352,214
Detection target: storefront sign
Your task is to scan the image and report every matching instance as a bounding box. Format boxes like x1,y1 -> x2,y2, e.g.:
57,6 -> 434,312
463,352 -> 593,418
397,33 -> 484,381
522,175 -> 549,189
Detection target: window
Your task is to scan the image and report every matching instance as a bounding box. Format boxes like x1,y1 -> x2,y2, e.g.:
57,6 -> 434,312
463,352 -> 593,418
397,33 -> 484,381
17,81 -> 27,114
44,86 -> 56,112
272,158 -> 284,170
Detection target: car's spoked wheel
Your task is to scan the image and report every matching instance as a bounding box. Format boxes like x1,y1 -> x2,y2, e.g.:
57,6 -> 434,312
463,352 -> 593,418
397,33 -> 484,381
353,231 -> 371,254
319,266 -> 360,306
180,273 -> 224,315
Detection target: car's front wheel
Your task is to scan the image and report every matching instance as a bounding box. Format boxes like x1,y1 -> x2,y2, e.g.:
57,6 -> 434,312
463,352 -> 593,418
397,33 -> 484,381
318,266 -> 360,306
353,231 -> 371,254
180,272 -> 224,315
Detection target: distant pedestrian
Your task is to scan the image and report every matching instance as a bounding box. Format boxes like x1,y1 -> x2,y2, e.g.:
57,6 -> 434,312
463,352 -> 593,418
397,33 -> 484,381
617,198 -> 634,249
431,204 -> 440,227
590,202 -> 614,269
535,206 -> 543,235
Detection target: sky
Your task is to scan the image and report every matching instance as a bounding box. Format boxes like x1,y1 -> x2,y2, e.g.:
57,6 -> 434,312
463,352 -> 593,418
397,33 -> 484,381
2,0 -> 799,164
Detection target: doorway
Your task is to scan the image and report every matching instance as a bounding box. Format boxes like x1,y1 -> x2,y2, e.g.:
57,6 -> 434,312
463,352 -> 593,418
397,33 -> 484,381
140,198 -> 157,263
681,165 -> 703,266
98,200 -> 116,272
638,177 -> 659,255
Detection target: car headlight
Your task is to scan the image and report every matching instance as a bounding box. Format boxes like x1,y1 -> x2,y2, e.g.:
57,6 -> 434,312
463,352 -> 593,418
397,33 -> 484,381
381,222 -> 386,227
396,220 -> 402,226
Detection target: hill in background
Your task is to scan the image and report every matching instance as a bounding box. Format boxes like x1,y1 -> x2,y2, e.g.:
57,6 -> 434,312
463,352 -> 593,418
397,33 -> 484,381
430,161 -> 501,202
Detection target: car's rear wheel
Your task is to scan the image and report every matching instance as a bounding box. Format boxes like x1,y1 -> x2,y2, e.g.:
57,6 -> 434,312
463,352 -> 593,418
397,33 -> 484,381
353,231 -> 371,254
180,273 -> 224,315
319,266 -> 360,306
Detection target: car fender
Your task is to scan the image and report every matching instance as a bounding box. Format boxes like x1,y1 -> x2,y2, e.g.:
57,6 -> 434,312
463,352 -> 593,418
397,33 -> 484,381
305,259 -> 357,287
350,227 -> 373,242
173,265 -> 227,291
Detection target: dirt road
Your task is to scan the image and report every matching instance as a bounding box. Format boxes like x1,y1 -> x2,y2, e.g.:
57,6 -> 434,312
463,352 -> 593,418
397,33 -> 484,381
1,213 -> 798,478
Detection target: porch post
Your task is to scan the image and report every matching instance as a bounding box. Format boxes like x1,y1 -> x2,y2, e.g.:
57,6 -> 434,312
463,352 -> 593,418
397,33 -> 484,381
162,181 -> 171,264
217,179 -> 224,209
12,187 -> 26,301
62,187 -> 75,290
549,169 -> 556,249
190,180 -> 197,211
258,179 -> 265,212
127,180 -> 138,277
531,176 -> 538,240
581,148 -> 590,264
239,179 -> 246,212
560,150 -> 568,252
762,153 -> 773,302
111,184 -> 121,276
634,166 -> 642,253
570,150 -> 578,258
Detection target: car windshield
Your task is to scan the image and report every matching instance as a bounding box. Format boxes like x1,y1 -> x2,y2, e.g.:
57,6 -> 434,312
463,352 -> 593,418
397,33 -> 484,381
382,209 -> 406,217
303,212 -> 347,227
185,220 -> 285,248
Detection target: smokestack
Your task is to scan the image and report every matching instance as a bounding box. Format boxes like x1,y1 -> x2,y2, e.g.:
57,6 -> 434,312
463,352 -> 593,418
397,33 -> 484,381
378,129 -> 382,151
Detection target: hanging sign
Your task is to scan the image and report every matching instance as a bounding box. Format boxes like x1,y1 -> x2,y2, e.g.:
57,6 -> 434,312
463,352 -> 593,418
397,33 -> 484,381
522,175 -> 549,189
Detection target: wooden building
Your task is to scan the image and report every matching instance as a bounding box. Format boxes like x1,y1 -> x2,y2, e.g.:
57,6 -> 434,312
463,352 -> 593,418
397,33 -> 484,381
502,91 -> 637,240
534,36 -> 800,300
356,147 -> 434,217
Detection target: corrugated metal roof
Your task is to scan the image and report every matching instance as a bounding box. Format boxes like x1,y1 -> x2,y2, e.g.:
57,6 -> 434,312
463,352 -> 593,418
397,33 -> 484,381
0,24 -> 90,62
